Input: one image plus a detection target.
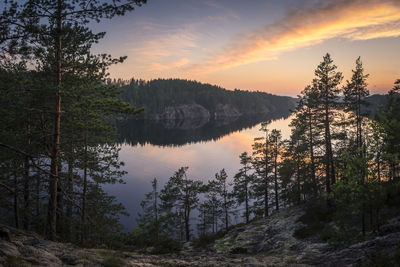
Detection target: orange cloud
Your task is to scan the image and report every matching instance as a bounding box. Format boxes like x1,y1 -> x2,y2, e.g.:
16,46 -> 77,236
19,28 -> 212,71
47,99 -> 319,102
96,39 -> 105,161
188,0 -> 400,74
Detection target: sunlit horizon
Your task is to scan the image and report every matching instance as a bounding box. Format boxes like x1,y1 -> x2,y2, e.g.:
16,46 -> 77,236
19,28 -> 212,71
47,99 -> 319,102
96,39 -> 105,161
93,0 -> 400,97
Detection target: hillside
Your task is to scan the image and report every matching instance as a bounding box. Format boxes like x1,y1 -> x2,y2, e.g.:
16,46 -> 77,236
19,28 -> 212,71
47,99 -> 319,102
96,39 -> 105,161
120,79 -> 297,120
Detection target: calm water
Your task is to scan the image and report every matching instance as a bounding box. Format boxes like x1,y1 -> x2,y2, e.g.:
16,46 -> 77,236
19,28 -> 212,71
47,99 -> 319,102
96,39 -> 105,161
107,114 -> 293,230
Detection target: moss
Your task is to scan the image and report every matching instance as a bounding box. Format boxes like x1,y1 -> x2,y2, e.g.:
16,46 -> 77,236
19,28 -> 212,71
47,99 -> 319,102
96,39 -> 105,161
102,255 -> 125,267
6,255 -> 23,265
215,236 -> 235,252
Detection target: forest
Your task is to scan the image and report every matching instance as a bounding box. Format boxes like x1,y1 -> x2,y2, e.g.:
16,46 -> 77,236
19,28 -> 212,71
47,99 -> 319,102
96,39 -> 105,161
119,78 -> 296,118
0,0 -> 399,257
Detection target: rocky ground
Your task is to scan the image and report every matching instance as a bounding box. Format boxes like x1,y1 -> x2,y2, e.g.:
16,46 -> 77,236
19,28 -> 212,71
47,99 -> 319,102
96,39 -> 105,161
213,207 -> 400,266
1,207 -> 399,266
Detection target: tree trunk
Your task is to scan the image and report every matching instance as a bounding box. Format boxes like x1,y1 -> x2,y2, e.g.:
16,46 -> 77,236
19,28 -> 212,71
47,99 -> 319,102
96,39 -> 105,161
185,208 -> 190,242
81,135 -> 88,243
224,188 -> 228,231
377,151 -> 381,182
324,99 -> 334,208
154,187 -> 158,241
264,180 -> 268,217
46,0 -> 62,241
274,149 -> 279,211
56,160 -> 63,233
23,156 -> 30,230
264,135 -> 269,217
245,175 -> 249,223
297,157 -> 301,205
66,156 -> 73,242
308,111 -> 317,197
324,105 -> 331,194
35,175 -> 41,232
13,169 -> 20,229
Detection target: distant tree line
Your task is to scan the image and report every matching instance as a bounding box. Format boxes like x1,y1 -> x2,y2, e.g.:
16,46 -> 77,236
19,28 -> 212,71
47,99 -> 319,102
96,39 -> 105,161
133,54 -> 400,249
119,78 -> 296,118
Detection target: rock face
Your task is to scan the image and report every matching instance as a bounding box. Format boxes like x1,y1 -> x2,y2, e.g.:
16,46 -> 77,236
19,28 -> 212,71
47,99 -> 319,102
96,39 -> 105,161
150,104 -> 210,121
149,103 -> 266,122
214,104 -> 241,119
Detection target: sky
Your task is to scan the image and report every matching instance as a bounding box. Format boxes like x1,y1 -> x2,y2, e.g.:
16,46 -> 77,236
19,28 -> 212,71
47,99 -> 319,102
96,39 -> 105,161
92,0 -> 400,96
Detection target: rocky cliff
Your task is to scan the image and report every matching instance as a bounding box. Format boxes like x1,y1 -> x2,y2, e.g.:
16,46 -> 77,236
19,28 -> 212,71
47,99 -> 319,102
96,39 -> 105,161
149,104 -> 211,121
149,103 -> 244,122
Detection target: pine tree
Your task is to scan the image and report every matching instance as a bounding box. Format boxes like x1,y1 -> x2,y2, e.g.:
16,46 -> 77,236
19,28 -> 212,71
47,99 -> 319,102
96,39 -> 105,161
251,123 -> 271,217
233,152 -> 253,223
159,167 -> 202,242
313,53 -> 343,198
379,79 -> 400,181
343,56 -> 369,236
344,57 -> 370,151
214,169 -> 234,231
269,129 -> 282,211
291,85 -> 322,197
203,180 -> 222,233
1,0 -> 146,240
137,178 -> 160,243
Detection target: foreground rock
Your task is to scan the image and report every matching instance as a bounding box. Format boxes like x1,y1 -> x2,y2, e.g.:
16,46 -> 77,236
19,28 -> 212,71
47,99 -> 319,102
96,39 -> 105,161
0,228 -> 272,267
1,208 -> 399,266
214,206 -> 400,266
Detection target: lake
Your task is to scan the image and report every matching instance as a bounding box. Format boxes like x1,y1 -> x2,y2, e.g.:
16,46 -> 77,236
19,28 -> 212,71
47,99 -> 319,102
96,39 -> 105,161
107,113 -> 293,230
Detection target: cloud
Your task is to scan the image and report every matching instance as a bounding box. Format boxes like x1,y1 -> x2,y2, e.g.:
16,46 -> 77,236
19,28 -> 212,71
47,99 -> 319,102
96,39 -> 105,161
187,0 -> 400,74
147,58 -> 190,71
128,25 -> 197,73
204,0 -> 240,20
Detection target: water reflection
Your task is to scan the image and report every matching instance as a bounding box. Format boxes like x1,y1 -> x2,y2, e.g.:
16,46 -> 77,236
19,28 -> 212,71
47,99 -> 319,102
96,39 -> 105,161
109,112 -> 293,230
117,110 -> 290,147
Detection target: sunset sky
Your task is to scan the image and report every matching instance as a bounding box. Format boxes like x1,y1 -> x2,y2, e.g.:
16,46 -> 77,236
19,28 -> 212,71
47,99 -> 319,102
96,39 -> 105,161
93,0 -> 400,96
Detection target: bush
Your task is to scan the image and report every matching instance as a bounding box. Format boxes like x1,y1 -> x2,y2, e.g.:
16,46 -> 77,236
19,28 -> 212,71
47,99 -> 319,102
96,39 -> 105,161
101,252 -> 125,267
294,201 -> 332,239
320,223 -> 364,247
365,246 -> 400,267
150,238 -> 182,254
191,231 -> 226,249
230,247 -> 248,254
